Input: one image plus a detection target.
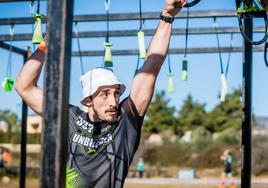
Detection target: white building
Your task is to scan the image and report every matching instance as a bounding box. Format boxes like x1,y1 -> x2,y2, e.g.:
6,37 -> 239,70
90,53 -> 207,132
0,121 -> 8,133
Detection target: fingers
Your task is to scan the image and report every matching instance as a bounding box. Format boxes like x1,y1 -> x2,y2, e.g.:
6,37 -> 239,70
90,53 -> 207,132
174,0 -> 187,9
181,1 -> 187,7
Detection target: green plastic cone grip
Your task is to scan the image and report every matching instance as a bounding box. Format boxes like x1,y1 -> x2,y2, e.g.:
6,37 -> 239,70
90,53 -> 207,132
182,59 -> 188,81
104,42 -> 113,67
167,73 -> 175,93
2,77 -> 14,92
32,13 -> 44,44
137,31 -> 146,59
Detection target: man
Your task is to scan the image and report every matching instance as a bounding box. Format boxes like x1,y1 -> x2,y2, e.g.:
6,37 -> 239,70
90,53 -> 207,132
15,0 -> 187,187
219,149 -> 235,188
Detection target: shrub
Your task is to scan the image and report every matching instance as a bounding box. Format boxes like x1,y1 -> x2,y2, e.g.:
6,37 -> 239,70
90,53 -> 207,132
142,143 -> 191,167
0,133 -> 41,144
189,127 -> 213,152
186,141 -> 240,170
217,127 -> 240,145
252,135 -> 268,176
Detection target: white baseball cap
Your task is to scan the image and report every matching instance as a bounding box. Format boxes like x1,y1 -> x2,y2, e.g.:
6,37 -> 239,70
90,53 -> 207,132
80,67 -> 126,105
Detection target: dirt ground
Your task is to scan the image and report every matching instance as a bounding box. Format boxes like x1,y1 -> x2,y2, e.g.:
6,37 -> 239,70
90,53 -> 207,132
1,177 -> 268,188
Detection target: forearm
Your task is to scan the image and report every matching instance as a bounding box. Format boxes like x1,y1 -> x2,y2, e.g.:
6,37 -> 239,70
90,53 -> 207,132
130,0 -> 186,116
15,49 -> 45,91
15,49 -> 45,116
130,20 -> 172,115
142,20 -> 172,75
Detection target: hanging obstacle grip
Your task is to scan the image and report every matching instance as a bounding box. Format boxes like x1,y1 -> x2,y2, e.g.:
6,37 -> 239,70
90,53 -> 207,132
238,11 -> 268,45
184,0 -> 200,8
2,77 -> 14,92
167,73 -> 176,93
137,30 -> 146,59
104,42 -> 113,67
32,13 -> 44,44
237,0 -> 268,45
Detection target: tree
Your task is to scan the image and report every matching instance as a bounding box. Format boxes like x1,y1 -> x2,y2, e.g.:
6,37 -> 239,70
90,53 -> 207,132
143,91 -> 177,137
0,109 -> 19,133
205,88 -> 242,132
176,95 -> 207,135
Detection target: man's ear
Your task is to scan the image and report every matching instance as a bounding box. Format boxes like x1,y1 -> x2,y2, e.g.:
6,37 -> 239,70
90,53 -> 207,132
83,96 -> 93,107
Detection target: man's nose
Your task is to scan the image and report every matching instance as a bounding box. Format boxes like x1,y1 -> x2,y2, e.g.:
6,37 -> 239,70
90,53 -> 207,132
108,95 -> 117,106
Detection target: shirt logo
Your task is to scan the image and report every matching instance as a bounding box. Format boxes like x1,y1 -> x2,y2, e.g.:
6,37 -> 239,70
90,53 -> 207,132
71,132 -> 114,158
75,116 -> 94,134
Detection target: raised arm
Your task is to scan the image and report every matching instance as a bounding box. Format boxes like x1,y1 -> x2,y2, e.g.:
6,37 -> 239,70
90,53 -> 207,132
15,42 -> 46,116
130,0 -> 186,116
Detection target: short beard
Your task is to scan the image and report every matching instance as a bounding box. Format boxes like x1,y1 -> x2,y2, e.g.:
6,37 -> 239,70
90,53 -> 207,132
104,116 -> 118,123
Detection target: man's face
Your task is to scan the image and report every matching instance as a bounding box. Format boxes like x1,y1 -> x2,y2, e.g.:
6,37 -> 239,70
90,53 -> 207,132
89,85 -> 121,123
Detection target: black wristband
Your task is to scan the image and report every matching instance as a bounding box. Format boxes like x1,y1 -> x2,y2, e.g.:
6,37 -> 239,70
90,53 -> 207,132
159,13 -> 174,23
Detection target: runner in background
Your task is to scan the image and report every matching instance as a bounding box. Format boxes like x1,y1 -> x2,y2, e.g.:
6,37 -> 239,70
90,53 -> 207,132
219,149 -> 236,188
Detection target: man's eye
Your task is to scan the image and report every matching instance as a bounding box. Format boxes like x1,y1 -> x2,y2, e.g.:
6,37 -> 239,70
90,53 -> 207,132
100,92 -> 108,97
115,92 -> 120,97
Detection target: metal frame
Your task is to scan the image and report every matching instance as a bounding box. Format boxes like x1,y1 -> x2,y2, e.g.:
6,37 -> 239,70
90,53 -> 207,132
0,26 -> 266,41
0,41 -> 26,55
241,1 -> 253,187
20,49 -> 30,188
0,10 -> 237,25
70,46 -> 263,57
0,0 -> 46,2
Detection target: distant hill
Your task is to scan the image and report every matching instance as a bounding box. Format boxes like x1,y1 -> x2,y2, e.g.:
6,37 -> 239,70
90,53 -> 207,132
255,116 -> 268,129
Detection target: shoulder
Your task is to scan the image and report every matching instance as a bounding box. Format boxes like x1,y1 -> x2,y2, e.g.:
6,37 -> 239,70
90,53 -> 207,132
69,104 -> 86,117
119,96 -> 144,129
119,96 -> 142,119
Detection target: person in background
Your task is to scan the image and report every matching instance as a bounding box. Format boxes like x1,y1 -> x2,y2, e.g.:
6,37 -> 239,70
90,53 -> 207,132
137,158 -> 145,178
219,149 -> 235,188
2,149 -> 11,166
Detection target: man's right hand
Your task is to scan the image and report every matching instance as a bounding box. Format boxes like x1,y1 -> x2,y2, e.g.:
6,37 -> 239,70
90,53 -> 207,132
162,0 -> 187,17
38,36 -> 47,53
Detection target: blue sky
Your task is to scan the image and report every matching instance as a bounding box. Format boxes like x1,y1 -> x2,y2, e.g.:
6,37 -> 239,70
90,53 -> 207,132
0,0 -> 268,119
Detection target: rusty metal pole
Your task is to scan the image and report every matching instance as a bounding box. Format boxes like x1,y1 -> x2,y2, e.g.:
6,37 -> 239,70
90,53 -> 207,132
40,0 -> 74,187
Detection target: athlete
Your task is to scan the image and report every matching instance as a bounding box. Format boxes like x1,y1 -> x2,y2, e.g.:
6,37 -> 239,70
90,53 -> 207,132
219,149 -> 235,188
15,0 -> 187,187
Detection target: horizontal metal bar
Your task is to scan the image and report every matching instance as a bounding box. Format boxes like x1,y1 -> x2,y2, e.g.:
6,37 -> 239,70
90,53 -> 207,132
0,0 -> 31,2
0,26 -> 265,41
0,44 -> 263,57
0,0 -> 46,2
0,41 -> 26,55
0,10 -> 237,25
71,46 -> 264,57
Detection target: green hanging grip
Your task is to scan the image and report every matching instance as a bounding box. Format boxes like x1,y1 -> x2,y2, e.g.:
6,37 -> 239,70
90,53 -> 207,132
220,74 -> 228,102
2,77 -> 14,92
167,73 -> 175,93
32,13 -> 44,44
182,59 -> 188,81
137,30 -> 146,59
104,42 -> 113,67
